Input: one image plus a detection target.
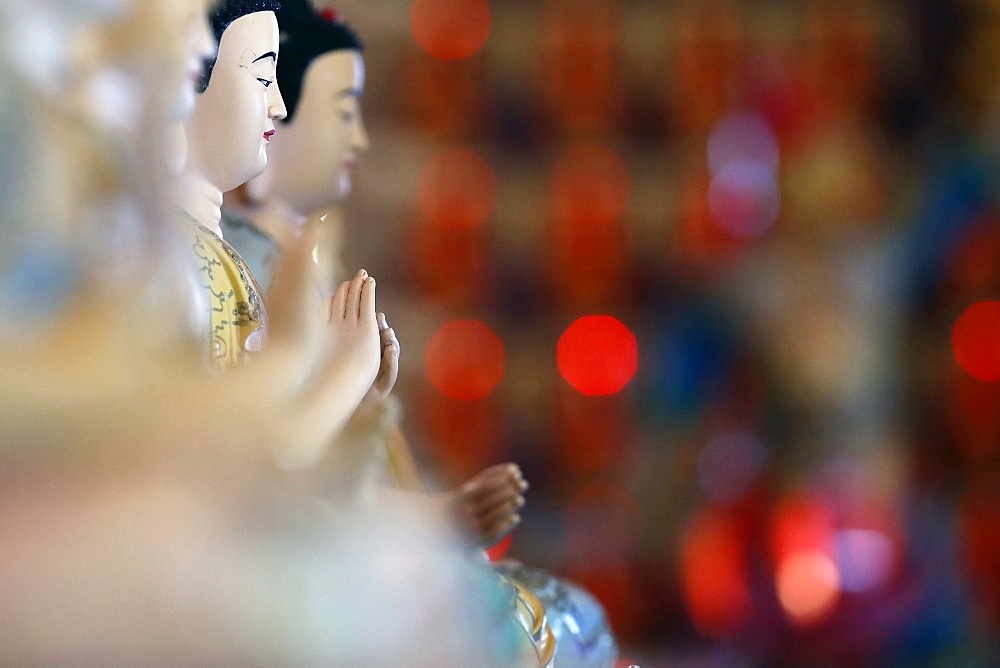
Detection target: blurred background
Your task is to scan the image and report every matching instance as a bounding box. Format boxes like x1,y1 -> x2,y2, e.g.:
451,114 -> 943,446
329,0 -> 998,664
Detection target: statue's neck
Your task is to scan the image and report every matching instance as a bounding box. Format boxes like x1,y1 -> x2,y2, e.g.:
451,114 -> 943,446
177,172 -> 224,237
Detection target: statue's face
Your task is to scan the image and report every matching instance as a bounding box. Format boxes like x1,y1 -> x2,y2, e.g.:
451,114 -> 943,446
185,11 -> 286,193
110,0 -> 214,117
9,0 -> 213,125
270,49 -> 368,213
169,0 -> 216,119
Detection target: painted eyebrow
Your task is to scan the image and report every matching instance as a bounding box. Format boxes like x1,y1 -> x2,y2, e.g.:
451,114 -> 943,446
333,87 -> 362,98
251,51 -> 277,63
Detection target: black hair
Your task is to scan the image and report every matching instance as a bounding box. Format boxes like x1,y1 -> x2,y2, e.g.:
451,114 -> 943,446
197,0 -> 282,93
275,0 -> 363,122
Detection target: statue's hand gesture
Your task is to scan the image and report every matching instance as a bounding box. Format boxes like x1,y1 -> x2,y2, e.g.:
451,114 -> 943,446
450,464 -> 528,548
364,312 -> 399,404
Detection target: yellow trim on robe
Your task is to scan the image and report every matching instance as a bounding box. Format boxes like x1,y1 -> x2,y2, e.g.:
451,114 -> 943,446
183,220 -> 268,371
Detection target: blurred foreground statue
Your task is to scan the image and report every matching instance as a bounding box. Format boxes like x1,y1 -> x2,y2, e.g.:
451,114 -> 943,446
0,0 -> 547,663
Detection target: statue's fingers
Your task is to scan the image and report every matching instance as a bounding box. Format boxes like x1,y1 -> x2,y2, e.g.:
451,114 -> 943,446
469,488 -> 525,520
479,513 -> 522,547
330,280 -> 351,321
345,269 -> 368,319
360,275 -> 376,318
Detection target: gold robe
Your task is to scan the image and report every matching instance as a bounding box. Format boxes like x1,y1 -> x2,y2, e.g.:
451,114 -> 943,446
183,219 -> 268,370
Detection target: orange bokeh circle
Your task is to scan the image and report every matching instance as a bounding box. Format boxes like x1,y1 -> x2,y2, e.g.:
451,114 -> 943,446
425,319 -> 506,400
417,149 -> 497,230
551,143 -> 630,227
411,0 -> 491,60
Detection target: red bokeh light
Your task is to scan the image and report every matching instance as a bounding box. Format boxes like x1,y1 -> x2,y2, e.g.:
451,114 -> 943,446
411,0 -> 491,60
417,149 -> 497,230
681,506 -> 753,637
770,495 -> 836,562
769,495 -> 841,627
551,143 -> 630,227
425,320 -> 505,400
952,301 -> 1000,381
485,533 -> 512,562
557,316 -> 638,396
775,550 -> 840,627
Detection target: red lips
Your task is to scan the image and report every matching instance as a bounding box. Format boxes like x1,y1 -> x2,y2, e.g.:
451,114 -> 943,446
264,130 -> 275,141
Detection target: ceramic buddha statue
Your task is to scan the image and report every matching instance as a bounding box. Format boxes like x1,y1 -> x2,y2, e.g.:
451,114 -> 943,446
1,3 -> 536,663
220,0 -> 529,549
174,0 -> 404,471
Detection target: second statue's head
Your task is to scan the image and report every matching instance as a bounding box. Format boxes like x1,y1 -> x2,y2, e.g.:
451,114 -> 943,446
186,0 -> 287,193
264,0 -> 368,213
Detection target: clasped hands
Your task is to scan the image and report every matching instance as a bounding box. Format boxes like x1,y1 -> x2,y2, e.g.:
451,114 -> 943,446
269,236 -> 526,547
258,229 -> 396,468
